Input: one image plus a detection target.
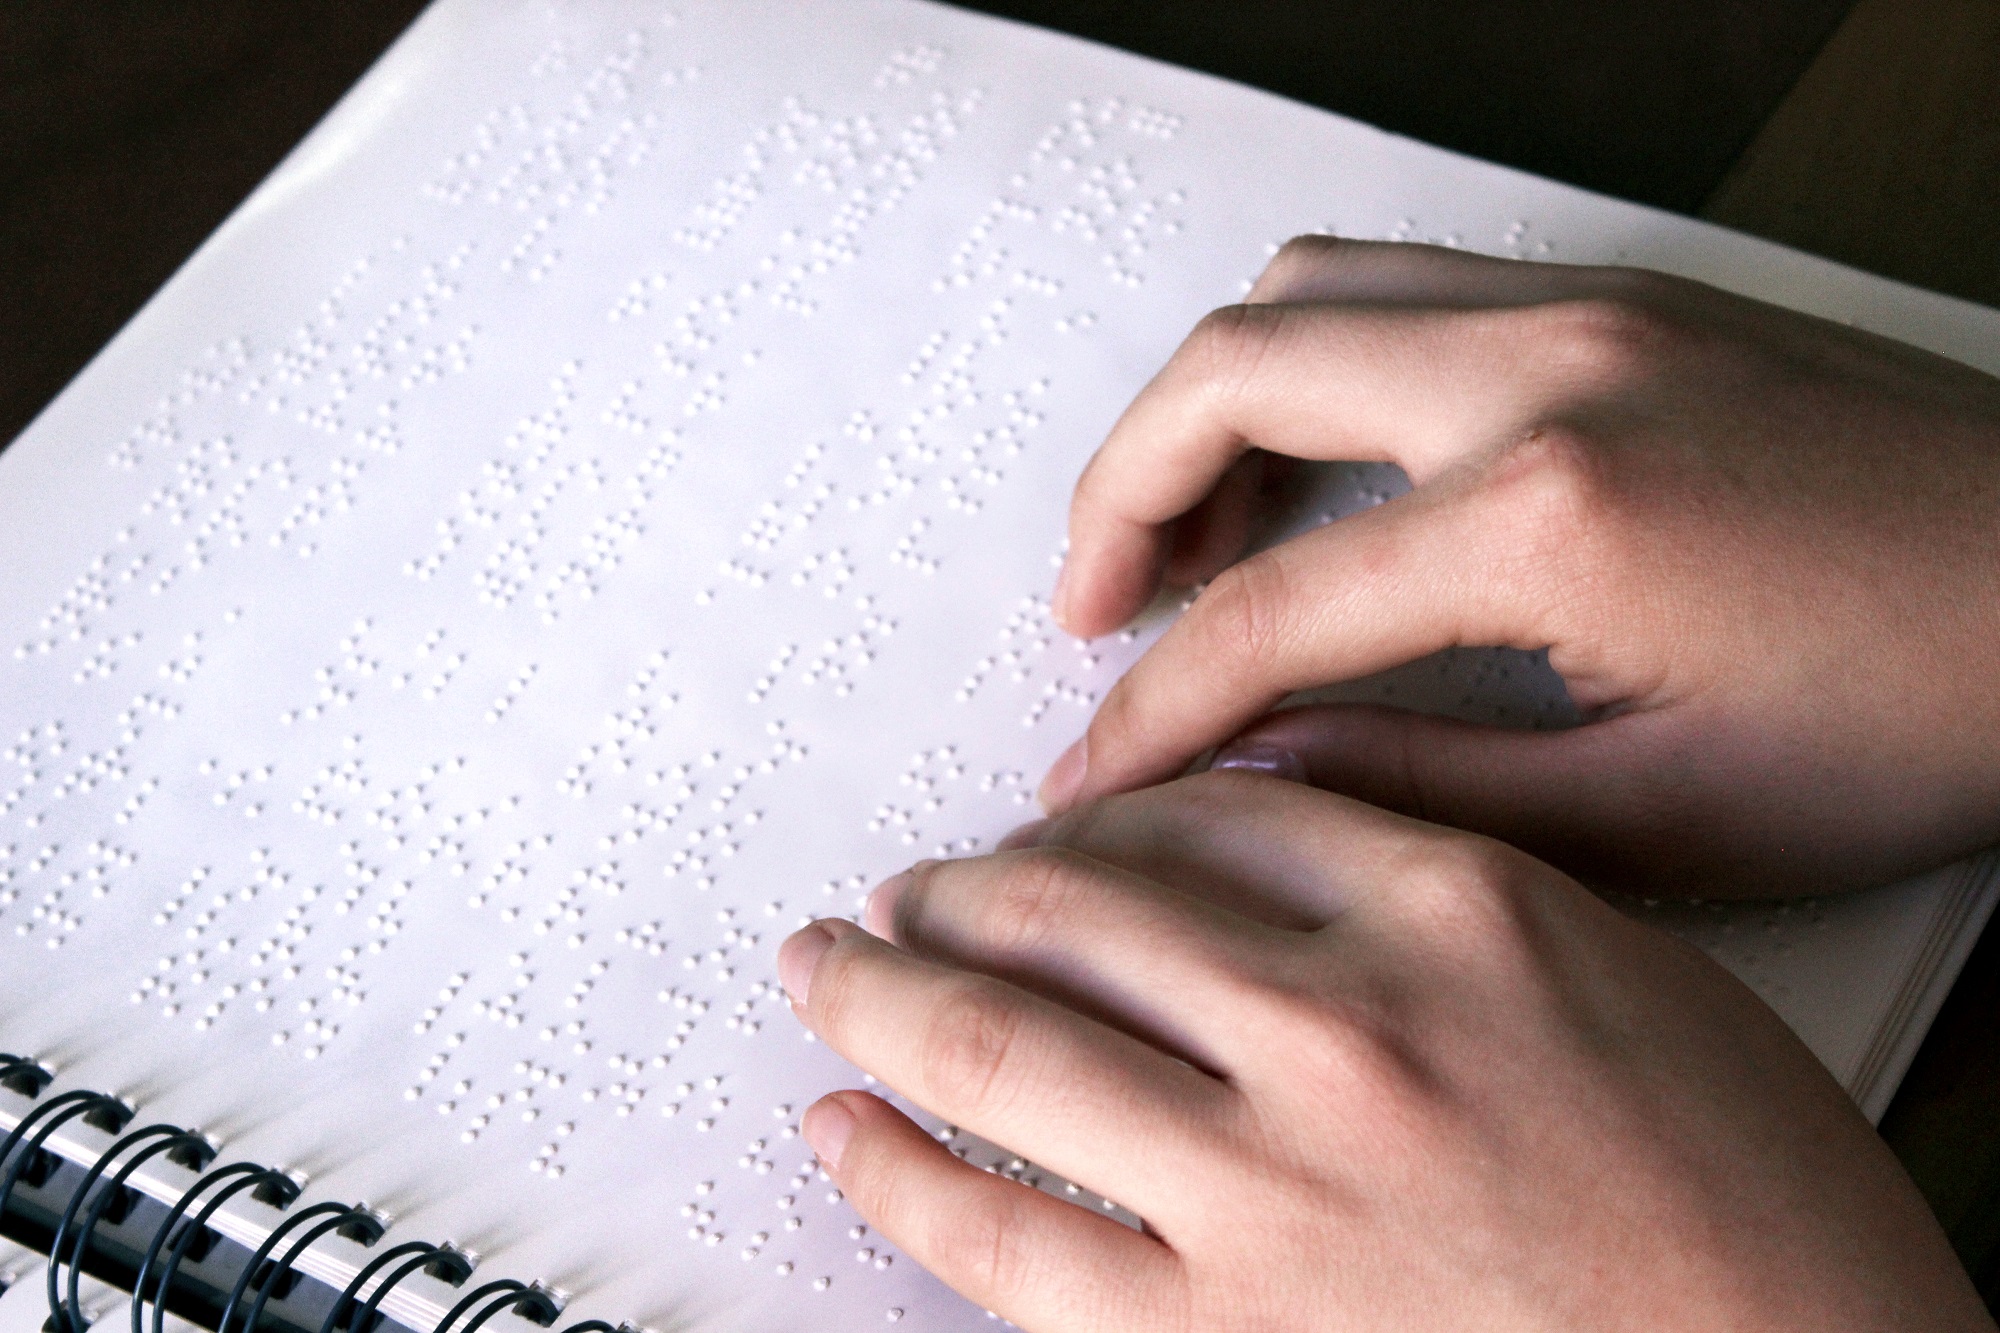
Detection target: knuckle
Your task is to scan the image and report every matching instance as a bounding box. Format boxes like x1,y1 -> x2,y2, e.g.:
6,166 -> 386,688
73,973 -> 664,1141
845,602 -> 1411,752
1260,233 -> 1344,286
1535,290 -> 1678,387
1593,263 -> 1684,306
929,1185 -> 1037,1303
917,976 -> 1033,1113
888,861 -> 945,956
804,934 -> 866,1039
1275,231 -> 1343,263
984,849 -> 1091,955
1081,547 -> 1297,757
1389,835 -> 1542,955
1488,424 -> 1618,555
1192,550 -> 1296,674
1181,302 -> 1286,404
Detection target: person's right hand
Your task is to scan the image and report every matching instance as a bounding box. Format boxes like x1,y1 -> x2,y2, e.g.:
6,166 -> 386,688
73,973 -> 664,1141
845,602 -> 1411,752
779,773 -> 1995,1331
1040,237 -> 2000,897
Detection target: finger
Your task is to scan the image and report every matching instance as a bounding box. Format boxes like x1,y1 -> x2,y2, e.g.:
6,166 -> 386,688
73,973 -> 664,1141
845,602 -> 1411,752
1057,288 -> 1623,637
861,844 -> 1302,1074
1247,234 -> 1624,308
804,1090 -> 1184,1331
1042,468 -> 1559,813
1209,704 -> 1748,895
779,919 -> 1233,1214
990,770 -> 1435,931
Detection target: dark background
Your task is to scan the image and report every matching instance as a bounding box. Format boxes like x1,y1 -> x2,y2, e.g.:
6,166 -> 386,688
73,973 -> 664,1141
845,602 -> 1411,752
5,0 -> 1999,1309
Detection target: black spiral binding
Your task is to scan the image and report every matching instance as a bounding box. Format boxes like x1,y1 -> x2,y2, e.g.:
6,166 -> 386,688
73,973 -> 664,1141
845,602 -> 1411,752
50,1124 -> 216,1333
323,1244 -> 470,1333
0,1058 -> 628,1333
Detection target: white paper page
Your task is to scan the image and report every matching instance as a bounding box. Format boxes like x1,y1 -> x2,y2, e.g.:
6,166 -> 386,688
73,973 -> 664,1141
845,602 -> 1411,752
2,3 -> 1997,1330
0,1278 -> 61,1333
0,1269 -> 130,1333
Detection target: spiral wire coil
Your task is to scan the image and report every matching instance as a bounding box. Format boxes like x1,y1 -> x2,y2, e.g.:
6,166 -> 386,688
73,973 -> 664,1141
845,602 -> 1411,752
0,1058 -> 626,1333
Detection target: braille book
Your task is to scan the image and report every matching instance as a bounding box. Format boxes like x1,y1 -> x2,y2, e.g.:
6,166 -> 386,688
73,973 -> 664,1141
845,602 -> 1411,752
2,3 -> 1996,1331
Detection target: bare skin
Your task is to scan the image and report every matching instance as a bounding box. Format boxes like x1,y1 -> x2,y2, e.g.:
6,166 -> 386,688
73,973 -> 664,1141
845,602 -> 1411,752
1038,238 -> 2000,897
773,245 -> 2000,1328
779,774 -> 1993,1331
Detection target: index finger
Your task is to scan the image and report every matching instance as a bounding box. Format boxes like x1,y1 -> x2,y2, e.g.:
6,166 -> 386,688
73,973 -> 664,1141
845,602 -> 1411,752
781,918 -> 1235,1218
1058,243 -> 1642,638
1043,454 -> 1567,813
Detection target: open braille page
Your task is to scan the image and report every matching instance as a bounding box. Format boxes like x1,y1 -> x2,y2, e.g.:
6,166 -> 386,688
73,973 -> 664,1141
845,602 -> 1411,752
2,2 -> 1996,1328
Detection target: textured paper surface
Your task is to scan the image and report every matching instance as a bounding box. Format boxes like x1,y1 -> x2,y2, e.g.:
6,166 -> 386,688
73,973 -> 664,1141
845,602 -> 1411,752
2,3 -> 1996,1328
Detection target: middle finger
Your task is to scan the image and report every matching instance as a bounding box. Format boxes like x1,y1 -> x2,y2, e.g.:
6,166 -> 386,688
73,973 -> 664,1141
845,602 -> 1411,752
864,841 -> 1304,1074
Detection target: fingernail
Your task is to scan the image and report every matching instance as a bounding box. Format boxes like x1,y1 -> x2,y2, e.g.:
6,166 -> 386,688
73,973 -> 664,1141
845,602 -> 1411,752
996,818 -> 1051,852
803,1095 -> 857,1171
1050,562 -> 1072,630
778,921 -> 837,1008
1212,742 -> 1307,783
1037,736 -> 1088,814
863,871 -> 910,941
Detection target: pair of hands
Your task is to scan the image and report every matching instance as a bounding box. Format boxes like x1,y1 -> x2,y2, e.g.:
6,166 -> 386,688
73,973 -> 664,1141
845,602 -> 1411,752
781,239 -> 2000,1328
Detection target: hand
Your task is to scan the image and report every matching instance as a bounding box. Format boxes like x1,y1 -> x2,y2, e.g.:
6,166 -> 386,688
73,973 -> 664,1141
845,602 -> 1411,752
777,773 -> 1990,1331
1041,237 -> 2000,896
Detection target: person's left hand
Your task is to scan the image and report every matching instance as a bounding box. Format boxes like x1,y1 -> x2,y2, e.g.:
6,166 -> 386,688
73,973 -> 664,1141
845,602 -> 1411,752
776,771 -> 1989,1332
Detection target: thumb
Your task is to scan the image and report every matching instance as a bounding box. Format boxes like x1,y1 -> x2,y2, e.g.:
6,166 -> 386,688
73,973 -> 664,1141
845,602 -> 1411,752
1210,704 -> 1739,897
